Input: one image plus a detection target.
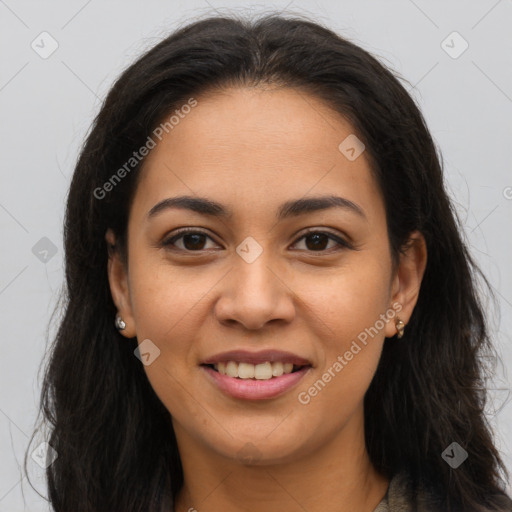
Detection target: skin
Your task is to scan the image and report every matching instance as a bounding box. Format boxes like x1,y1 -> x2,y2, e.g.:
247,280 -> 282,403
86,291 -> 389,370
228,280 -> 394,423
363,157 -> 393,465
106,85 -> 427,512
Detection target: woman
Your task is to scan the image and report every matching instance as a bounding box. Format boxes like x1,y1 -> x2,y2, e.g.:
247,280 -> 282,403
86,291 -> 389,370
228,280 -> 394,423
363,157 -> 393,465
29,12 -> 512,512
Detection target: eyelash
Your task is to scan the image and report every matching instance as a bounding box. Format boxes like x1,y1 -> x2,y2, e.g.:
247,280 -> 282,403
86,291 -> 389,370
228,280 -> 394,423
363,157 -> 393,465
161,227 -> 352,253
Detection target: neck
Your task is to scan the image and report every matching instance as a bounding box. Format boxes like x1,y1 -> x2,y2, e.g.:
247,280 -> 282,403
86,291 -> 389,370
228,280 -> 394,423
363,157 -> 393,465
173,410 -> 389,512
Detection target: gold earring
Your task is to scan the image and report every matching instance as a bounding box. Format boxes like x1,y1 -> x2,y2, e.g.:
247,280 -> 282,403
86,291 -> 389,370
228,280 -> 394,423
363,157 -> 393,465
395,317 -> 405,339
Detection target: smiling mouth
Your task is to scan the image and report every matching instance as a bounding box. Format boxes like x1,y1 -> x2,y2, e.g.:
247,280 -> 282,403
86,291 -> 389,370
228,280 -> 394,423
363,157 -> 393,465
201,361 -> 310,380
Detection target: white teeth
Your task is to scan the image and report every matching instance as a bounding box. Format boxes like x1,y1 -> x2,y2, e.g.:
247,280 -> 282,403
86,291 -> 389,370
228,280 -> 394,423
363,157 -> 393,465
254,362 -> 272,380
225,361 -> 238,378
212,361 -> 300,380
238,362 -> 255,379
272,361 -> 284,377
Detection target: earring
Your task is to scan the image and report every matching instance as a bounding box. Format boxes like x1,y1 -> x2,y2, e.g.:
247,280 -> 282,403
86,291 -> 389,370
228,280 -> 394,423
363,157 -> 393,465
115,314 -> 126,331
395,317 -> 405,339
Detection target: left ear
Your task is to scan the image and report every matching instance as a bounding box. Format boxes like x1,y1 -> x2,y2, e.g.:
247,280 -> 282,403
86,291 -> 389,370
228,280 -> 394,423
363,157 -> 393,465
384,230 -> 427,338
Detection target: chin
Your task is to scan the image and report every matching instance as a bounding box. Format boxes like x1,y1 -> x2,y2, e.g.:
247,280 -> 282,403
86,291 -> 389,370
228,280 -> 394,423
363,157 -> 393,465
204,430 -> 313,466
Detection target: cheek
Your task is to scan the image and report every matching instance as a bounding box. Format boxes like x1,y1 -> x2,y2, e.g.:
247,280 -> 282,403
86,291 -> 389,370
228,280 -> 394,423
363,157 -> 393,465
297,251 -> 392,343
294,257 -> 391,409
126,261 -> 211,421
128,253 -> 215,344
295,296 -> 388,424
125,254 -> 215,394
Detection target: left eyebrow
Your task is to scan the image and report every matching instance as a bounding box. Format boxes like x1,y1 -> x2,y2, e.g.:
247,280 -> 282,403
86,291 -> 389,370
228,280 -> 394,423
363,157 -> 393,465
146,194 -> 367,221
277,195 -> 367,221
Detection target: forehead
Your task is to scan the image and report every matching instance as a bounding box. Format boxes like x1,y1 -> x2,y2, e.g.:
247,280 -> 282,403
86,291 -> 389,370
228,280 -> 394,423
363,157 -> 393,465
132,86 -> 384,224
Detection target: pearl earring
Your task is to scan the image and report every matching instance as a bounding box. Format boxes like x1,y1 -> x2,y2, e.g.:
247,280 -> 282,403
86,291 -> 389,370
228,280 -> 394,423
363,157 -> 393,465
115,314 -> 126,331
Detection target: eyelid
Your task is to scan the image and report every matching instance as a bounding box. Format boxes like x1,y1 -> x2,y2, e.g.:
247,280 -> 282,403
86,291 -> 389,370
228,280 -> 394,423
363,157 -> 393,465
292,227 -> 352,251
162,227 -> 220,248
161,227 -> 352,252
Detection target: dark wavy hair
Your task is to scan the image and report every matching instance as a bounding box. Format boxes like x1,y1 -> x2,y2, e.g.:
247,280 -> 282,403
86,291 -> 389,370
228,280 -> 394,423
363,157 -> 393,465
26,12 -> 511,512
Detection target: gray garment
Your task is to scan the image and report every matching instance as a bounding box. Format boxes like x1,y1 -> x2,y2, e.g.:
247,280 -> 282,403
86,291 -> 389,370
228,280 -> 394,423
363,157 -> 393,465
372,472 -> 438,512
373,472 -> 512,512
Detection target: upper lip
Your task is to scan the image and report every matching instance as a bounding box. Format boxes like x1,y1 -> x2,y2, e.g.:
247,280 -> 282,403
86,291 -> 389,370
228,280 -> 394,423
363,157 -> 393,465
201,349 -> 312,366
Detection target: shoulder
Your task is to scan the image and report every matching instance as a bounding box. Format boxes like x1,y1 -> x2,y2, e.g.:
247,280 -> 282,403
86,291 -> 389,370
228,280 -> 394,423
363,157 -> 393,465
373,471 -> 512,512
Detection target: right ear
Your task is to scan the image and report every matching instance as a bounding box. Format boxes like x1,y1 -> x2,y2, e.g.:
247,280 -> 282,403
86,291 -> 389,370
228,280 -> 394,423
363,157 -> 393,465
105,229 -> 137,338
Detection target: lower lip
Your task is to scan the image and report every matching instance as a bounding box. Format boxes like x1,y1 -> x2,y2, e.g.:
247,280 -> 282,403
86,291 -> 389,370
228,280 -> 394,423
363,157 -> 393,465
201,365 -> 311,400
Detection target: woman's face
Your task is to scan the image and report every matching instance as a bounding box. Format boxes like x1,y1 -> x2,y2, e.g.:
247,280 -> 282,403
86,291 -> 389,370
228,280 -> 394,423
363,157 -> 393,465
107,86 -> 425,465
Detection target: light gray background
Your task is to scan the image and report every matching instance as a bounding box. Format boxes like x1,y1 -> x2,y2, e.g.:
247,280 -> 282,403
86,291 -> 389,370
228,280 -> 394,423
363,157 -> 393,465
1,0 -> 511,509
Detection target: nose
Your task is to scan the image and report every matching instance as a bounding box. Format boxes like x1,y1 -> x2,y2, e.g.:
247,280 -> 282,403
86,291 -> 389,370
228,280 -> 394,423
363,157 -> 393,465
214,252 -> 296,330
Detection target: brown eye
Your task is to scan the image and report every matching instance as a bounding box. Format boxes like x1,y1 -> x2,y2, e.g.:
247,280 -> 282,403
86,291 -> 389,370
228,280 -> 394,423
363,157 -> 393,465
304,233 -> 330,251
162,229 -> 218,251
292,231 -> 351,252
181,233 -> 208,250
162,228 -> 351,254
